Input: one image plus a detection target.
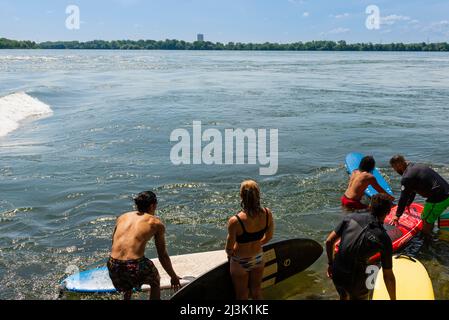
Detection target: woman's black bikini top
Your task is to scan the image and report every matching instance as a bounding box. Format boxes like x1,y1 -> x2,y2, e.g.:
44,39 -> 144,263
235,208 -> 269,244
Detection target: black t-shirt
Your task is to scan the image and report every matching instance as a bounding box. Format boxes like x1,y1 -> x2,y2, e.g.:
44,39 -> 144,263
334,213 -> 393,275
397,163 -> 449,217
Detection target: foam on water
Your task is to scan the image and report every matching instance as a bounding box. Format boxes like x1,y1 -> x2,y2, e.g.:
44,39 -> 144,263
0,92 -> 53,137
0,55 -> 58,62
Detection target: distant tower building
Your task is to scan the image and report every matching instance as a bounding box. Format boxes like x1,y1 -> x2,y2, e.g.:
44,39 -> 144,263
197,34 -> 204,42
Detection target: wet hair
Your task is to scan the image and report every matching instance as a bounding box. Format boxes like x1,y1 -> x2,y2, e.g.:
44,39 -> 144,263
359,156 -> 375,172
240,180 -> 262,217
134,191 -> 157,213
390,155 -> 406,167
370,194 -> 393,218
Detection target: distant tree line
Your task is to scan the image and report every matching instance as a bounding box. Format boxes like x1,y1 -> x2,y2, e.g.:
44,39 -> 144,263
0,38 -> 38,49
1,38 -> 449,51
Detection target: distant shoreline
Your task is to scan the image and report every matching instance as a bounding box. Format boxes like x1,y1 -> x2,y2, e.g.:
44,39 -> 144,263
1,38 -> 449,52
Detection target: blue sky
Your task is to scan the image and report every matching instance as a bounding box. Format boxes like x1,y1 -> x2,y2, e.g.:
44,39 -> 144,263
1,0 -> 448,43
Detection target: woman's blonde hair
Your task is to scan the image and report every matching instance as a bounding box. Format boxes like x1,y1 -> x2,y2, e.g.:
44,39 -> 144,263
240,180 -> 262,217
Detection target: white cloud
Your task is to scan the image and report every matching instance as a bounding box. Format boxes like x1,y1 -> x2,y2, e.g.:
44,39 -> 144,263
329,27 -> 350,34
321,27 -> 350,35
331,13 -> 350,19
424,20 -> 449,36
114,0 -> 141,7
431,20 -> 449,29
303,12 -> 310,17
288,0 -> 306,4
380,15 -> 411,26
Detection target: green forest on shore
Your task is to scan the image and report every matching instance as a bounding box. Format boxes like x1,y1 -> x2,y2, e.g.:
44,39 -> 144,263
1,38 -> 449,51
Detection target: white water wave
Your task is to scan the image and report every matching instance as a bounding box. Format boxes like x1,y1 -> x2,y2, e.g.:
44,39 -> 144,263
0,92 -> 53,137
0,55 -> 58,62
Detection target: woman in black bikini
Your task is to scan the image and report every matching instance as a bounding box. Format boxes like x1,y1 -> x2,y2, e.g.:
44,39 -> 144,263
225,180 -> 274,300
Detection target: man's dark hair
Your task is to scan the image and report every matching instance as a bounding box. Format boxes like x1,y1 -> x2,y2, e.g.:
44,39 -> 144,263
359,156 -> 376,172
370,194 -> 393,218
134,191 -> 157,213
390,154 -> 406,166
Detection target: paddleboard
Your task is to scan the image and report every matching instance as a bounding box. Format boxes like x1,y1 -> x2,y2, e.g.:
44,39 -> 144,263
335,203 -> 423,263
372,255 -> 434,300
60,250 -> 227,294
170,238 -> 323,301
345,152 -> 394,198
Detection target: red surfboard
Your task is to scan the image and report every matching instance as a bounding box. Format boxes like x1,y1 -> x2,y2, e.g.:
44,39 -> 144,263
334,203 -> 423,263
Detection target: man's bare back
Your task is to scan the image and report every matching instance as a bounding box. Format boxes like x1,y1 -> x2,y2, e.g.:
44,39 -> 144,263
111,211 -> 162,261
341,156 -> 394,211
345,170 -> 377,201
107,191 -> 180,300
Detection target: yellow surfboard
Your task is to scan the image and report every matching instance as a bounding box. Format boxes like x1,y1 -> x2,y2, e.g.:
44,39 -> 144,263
372,255 -> 434,300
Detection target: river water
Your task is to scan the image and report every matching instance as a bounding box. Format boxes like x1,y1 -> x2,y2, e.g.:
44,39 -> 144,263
1,50 -> 449,299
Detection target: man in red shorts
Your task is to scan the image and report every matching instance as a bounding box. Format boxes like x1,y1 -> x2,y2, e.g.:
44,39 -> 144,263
342,156 -> 394,210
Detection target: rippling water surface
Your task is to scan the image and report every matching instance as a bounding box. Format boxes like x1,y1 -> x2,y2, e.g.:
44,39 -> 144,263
1,50 -> 449,299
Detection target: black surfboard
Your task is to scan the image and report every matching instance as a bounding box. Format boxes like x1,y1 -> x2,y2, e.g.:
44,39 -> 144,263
170,238 -> 323,300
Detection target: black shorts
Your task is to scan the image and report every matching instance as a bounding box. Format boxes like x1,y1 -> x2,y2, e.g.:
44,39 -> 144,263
107,256 -> 160,293
332,267 -> 369,300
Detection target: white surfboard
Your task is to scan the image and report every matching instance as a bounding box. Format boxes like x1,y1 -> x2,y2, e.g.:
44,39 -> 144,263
61,250 -> 227,294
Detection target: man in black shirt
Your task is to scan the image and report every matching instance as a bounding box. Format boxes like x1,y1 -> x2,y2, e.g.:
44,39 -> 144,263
390,155 -> 449,237
326,194 -> 396,300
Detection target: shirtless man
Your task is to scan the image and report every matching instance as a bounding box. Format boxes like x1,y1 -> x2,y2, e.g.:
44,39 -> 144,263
342,156 -> 394,210
107,191 -> 181,300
